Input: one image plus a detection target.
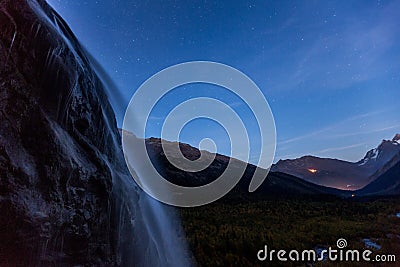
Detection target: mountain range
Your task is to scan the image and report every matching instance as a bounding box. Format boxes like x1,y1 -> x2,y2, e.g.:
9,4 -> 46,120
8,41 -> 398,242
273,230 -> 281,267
272,134 -> 400,190
122,132 -> 400,199
143,137 -> 345,197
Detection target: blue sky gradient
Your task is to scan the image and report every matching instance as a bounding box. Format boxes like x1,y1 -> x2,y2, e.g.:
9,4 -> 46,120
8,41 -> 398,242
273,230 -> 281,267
47,0 -> 400,164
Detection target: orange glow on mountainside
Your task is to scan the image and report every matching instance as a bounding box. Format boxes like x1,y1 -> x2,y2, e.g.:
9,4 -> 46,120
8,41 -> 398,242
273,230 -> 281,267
308,168 -> 318,174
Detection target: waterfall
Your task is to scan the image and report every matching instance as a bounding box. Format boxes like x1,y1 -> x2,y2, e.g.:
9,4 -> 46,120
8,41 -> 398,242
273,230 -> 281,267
28,0 -> 194,265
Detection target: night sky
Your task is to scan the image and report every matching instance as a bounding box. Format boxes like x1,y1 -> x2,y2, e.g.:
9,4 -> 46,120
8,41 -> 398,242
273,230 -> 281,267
47,0 -> 400,164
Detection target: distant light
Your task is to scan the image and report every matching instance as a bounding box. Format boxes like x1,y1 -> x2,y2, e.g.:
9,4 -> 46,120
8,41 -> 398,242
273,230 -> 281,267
351,194 -> 355,197
308,168 -> 318,174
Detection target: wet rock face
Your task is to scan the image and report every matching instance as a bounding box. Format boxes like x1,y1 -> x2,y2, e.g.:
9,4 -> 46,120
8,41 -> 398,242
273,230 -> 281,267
0,0 -> 130,265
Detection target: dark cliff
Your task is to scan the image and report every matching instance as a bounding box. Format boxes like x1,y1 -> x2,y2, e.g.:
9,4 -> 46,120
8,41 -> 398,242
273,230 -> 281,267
0,0 -> 138,265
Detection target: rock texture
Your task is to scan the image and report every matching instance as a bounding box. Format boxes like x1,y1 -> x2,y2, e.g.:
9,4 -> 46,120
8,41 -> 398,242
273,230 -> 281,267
0,0 -> 137,265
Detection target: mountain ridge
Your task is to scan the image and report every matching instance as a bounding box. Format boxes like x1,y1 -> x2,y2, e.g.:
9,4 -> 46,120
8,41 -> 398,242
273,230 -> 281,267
272,134 -> 400,190
121,131 -> 400,198
121,133 -> 349,199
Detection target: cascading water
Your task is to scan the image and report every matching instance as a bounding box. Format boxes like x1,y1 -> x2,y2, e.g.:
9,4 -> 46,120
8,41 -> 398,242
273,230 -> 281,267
22,0 -> 194,266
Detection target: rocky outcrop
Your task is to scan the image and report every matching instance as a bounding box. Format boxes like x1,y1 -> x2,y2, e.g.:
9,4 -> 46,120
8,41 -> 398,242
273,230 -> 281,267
0,0 -> 138,265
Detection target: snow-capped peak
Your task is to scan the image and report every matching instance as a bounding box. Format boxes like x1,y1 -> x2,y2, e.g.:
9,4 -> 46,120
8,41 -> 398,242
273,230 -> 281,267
371,148 -> 379,159
392,134 -> 400,144
358,135 -> 400,167
358,148 -> 379,166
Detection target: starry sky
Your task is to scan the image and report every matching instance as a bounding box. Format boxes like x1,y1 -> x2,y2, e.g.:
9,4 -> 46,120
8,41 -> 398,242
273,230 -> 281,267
47,0 -> 400,164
